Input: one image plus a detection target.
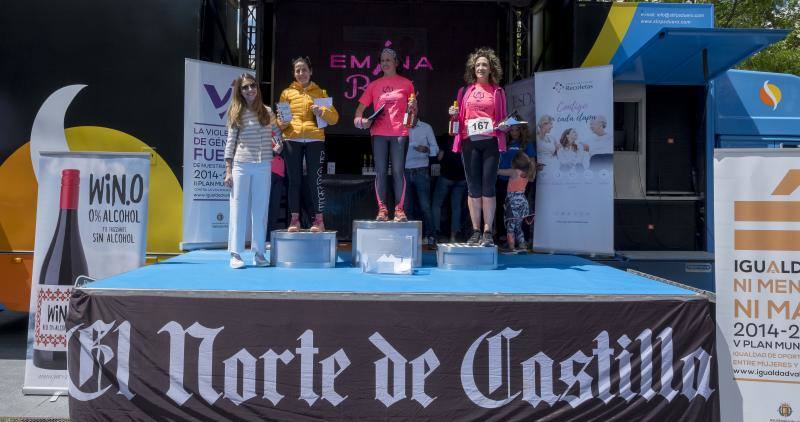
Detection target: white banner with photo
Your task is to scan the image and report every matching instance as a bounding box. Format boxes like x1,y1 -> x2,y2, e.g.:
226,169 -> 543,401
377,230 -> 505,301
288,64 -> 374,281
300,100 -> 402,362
714,149 -> 800,422
533,66 -> 614,255
182,59 -> 251,250
24,152 -> 150,395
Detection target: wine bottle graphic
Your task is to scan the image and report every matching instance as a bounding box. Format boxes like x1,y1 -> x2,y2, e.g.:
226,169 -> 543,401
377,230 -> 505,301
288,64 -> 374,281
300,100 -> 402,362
33,169 -> 88,370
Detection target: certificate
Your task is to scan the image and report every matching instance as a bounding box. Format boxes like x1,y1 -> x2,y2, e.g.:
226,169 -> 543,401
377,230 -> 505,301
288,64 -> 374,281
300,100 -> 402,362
313,97 -> 333,128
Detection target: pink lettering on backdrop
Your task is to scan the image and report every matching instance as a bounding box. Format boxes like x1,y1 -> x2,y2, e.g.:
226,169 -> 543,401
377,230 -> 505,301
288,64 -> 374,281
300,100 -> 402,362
351,56 -> 370,69
328,40 -> 434,100
330,55 -> 346,69
344,75 -> 370,100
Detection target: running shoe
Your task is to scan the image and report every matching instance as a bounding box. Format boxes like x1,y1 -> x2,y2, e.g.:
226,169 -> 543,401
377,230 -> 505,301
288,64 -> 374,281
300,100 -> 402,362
481,231 -> 495,247
230,253 -> 245,269
376,207 -> 389,221
310,214 -> 325,232
287,213 -> 301,232
393,208 -> 408,222
253,252 -> 269,267
467,230 -> 482,245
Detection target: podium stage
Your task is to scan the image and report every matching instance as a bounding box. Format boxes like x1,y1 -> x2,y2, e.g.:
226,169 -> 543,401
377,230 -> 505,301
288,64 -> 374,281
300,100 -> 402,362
68,250 -> 718,421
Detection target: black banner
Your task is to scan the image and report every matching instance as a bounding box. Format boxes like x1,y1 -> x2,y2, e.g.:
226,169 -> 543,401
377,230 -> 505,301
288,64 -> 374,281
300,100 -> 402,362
273,1 -> 502,137
68,292 -> 718,420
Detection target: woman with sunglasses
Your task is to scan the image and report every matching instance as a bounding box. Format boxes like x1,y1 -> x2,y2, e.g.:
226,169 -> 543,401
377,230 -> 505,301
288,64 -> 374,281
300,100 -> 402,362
223,73 -> 277,269
276,57 -> 339,232
353,46 -> 416,222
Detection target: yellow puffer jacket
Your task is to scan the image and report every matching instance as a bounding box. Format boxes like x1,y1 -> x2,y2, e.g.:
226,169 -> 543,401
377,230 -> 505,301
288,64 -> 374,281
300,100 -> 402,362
278,81 -> 339,140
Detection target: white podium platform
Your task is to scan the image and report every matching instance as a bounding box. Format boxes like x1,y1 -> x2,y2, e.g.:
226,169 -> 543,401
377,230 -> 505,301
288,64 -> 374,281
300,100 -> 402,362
351,220 -> 422,268
270,230 -> 337,268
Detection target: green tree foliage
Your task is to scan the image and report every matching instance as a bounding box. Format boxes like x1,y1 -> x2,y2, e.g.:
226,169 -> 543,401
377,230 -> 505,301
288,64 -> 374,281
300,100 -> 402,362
623,0 -> 800,76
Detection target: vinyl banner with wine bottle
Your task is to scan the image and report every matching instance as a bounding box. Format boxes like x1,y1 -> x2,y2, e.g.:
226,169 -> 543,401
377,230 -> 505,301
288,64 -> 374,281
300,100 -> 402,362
24,152 -> 151,395
533,66 -> 614,256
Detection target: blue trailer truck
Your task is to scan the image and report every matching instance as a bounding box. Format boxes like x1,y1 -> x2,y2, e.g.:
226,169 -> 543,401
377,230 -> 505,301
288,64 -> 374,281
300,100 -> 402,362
554,1 -> 796,290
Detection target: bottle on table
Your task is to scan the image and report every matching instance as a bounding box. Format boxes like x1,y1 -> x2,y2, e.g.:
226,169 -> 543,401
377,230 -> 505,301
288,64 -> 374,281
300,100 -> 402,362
403,93 -> 417,128
448,100 -> 459,136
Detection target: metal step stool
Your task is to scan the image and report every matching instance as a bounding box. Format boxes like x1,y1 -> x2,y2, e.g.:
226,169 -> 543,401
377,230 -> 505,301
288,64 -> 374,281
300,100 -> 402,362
436,243 -> 498,270
270,230 -> 337,268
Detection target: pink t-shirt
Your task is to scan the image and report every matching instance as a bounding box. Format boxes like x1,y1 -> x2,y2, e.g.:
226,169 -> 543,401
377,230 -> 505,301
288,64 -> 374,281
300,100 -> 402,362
508,170 -> 528,192
358,75 -> 415,137
460,83 -> 496,138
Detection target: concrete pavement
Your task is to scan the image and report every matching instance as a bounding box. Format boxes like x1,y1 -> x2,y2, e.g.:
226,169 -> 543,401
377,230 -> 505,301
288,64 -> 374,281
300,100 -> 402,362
0,311 -> 69,420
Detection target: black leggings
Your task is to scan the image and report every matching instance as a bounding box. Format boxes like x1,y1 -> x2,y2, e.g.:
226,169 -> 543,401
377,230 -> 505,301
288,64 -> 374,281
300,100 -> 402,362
372,135 -> 408,210
284,140 -> 325,214
461,137 -> 499,198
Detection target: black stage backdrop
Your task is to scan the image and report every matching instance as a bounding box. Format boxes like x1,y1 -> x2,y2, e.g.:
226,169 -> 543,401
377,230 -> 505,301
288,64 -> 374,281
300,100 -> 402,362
0,0 -> 201,180
272,1 -> 502,138
68,292 -> 719,420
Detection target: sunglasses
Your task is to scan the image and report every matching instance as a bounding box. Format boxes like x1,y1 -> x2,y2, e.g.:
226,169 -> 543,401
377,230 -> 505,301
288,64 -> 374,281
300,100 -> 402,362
241,83 -> 257,92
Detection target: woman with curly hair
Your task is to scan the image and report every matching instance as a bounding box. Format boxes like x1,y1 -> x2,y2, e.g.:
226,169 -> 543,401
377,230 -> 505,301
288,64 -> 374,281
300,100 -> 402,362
449,47 -> 509,246
223,73 -> 278,268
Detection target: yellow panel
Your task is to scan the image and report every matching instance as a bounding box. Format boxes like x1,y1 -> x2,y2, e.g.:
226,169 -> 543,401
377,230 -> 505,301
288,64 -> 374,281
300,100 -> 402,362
0,253 -> 33,312
581,3 -> 638,68
0,143 -> 37,251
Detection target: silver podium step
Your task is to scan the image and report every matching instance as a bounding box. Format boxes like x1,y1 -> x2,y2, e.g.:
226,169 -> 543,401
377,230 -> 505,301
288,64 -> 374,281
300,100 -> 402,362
352,220 -> 422,268
270,230 -> 337,268
436,243 -> 498,270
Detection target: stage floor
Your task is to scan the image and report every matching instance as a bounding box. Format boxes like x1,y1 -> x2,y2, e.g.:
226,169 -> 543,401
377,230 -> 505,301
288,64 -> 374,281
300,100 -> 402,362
84,250 -> 700,298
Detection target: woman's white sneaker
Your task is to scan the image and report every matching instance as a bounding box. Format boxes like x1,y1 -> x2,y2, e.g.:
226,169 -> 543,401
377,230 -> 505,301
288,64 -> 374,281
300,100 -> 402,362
230,253 -> 245,269
253,253 -> 269,267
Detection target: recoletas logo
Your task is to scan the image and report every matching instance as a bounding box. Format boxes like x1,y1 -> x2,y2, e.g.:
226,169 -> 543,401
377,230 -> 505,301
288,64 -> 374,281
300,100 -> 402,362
759,80 -> 782,111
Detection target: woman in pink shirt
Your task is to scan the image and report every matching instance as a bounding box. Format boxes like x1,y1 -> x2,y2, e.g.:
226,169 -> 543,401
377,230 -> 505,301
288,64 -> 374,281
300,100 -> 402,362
353,47 -> 416,222
449,47 -> 509,246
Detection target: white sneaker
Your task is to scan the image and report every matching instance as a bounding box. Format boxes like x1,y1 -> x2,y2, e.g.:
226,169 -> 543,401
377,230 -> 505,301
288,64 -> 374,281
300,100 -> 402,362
253,253 -> 269,267
230,253 -> 245,269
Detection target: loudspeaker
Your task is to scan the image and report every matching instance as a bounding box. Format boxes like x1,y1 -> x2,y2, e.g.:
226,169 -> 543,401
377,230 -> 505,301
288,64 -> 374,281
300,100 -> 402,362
615,200 -> 699,251
645,86 -> 704,193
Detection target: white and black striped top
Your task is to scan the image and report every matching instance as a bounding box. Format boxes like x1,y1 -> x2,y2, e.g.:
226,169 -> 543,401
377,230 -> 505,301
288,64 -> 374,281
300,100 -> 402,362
224,108 -> 273,163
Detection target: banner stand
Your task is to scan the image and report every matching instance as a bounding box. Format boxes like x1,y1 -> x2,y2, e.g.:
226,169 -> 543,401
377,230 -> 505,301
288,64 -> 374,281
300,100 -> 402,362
714,148 -> 800,421
24,152 -> 150,395
533,66 -> 615,256
182,59 -> 251,249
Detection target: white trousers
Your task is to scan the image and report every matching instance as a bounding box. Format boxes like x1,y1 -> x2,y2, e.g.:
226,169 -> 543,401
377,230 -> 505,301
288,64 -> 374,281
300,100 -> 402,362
228,161 -> 271,256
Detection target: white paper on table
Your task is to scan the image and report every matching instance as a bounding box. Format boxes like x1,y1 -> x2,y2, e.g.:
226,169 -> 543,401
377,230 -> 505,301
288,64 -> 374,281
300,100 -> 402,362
313,97 -> 333,128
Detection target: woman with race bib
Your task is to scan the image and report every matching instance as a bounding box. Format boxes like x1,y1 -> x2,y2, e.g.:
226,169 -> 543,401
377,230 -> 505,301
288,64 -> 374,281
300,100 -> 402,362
449,47 -> 509,246
354,47 -> 416,222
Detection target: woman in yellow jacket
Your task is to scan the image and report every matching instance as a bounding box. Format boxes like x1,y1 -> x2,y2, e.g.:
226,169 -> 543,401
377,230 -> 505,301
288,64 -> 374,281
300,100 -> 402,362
277,57 -> 339,232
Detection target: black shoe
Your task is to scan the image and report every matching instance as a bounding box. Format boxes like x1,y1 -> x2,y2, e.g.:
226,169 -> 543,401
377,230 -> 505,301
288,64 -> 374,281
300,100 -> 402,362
481,231 -> 494,247
467,230 -> 482,245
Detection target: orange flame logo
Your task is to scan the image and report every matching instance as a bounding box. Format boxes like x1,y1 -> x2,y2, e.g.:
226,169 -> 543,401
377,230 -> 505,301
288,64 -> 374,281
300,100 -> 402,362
759,80 -> 782,110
